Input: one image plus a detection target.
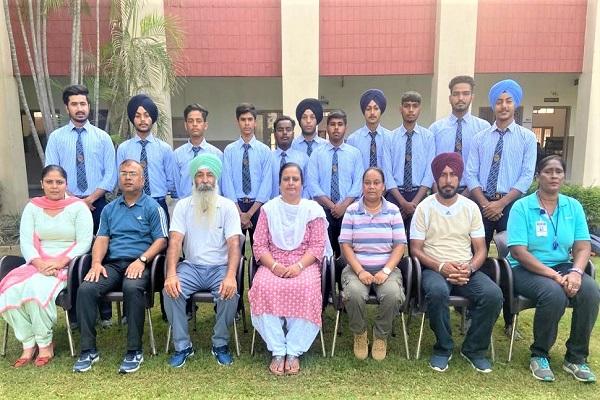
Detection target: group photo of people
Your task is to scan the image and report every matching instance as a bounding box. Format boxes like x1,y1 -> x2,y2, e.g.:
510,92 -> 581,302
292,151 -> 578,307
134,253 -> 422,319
0,75 -> 598,386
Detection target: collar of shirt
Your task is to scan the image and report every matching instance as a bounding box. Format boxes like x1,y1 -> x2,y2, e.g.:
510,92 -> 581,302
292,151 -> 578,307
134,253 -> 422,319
325,142 -> 349,152
294,134 -> 326,144
67,119 -> 92,132
525,192 -> 568,211
448,112 -> 472,125
274,147 -> 293,156
359,124 -> 384,137
236,135 -> 257,148
491,120 -> 517,133
186,138 -> 208,151
117,193 -> 147,208
133,133 -> 157,143
398,124 -> 422,136
356,196 -> 392,215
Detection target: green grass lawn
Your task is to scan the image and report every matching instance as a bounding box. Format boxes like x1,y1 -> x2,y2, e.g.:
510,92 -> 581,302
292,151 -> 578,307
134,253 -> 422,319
1,257 -> 599,399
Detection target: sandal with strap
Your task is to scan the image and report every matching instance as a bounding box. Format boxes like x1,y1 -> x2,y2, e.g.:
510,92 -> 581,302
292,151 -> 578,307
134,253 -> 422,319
34,342 -> 54,367
269,355 -> 285,376
12,347 -> 38,368
284,355 -> 300,375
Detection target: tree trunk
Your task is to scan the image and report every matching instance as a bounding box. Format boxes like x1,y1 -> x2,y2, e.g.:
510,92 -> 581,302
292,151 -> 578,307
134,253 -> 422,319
93,0 -> 100,126
41,10 -> 56,127
3,0 -> 45,164
70,0 -> 81,84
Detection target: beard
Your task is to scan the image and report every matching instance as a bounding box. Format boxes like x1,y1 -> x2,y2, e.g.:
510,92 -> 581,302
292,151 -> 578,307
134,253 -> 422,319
191,182 -> 218,227
438,184 -> 458,199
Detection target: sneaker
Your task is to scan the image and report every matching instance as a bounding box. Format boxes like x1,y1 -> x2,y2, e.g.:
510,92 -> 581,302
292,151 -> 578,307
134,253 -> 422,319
353,331 -> 368,360
371,336 -> 387,361
73,349 -> 100,373
461,351 -> 492,373
563,361 -> 597,383
211,345 -> 233,366
530,357 -> 555,381
504,324 -> 523,341
168,346 -> 195,368
429,354 -> 452,372
118,350 -> 144,374
99,318 -> 113,329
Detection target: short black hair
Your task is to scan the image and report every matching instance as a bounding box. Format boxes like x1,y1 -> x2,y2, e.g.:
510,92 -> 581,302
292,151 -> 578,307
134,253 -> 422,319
184,103 -> 209,121
273,115 -> 296,131
448,75 -> 475,93
401,91 -> 422,104
62,84 -> 90,105
235,103 -> 257,119
536,155 -> 566,175
41,164 -> 67,180
279,162 -> 303,185
362,167 -> 385,184
327,110 -> 347,125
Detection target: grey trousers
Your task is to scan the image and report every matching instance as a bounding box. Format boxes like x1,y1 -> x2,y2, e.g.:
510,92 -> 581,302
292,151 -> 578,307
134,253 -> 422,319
163,262 -> 238,351
341,265 -> 405,339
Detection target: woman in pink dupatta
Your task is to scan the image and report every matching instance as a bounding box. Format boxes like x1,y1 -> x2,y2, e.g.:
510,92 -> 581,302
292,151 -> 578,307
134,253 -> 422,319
0,165 -> 92,367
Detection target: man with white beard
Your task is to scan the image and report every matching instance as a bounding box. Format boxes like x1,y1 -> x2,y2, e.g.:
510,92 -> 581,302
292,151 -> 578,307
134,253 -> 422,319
163,153 -> 243,367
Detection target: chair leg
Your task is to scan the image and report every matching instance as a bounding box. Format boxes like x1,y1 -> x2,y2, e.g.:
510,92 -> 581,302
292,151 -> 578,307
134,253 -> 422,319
64,310 -> 75,357
241,302 -> 248,334
250,328 -> 256,356
416,313 -> 426,360
508,313 -> 518,362
330,310 -> 340,357
319,328 -> 326,357
147,308 -> 157,356
490,333 -> 495,362
117,302 -> 122,326
1,321 -> 8,356
165,324 -> 172,354
233,320 -> 240,357
401,313 -> 410,360
192,306 -> 197,332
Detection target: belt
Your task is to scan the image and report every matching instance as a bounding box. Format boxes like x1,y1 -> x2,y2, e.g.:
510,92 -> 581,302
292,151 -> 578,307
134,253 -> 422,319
238,197 -> 255,204
399,186 -> 419,193
484,192 -> 506,201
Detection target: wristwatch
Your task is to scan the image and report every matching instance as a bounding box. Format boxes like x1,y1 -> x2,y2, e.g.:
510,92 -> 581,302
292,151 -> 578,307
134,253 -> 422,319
382,267 -> 392,275
138,255 -> 148,265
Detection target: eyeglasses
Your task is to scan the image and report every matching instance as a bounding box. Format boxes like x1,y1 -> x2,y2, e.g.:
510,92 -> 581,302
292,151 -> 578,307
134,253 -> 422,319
119,171 -> 139,177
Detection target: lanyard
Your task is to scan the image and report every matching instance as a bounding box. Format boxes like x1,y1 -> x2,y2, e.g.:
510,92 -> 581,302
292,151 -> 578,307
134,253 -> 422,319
537,191 -> 559,250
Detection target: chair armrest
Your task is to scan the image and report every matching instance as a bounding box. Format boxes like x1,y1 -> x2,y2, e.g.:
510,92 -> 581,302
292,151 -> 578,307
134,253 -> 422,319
585,260 -> 596,280
479,257 -> 501,286
148,254 -> 165,308
63,255 -> 89,310
0,255 -> 26,281
410,256 -> 425,312
320,257 -> 329,299
237,255 -> 246,295
77,255 -> 93,284
248,258 -> 258,289
498,257 -> 516,313
398,256 -> 412,313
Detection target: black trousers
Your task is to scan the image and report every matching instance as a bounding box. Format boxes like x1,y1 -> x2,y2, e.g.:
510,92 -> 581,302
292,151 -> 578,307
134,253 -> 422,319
77,260 -> 150,352
385,189 -> 418,245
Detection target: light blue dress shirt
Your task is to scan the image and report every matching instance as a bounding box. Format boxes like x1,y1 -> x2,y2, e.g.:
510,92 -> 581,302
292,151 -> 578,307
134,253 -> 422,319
221,136 -> 273,204
429,113 -> 491,186
346,124 -> 394,186
291,134 -> 328,157
307,142 -> 364,201
388,124 -> 435,190
116,133 -> 176,198
45,120 -> 116,196
465,121 -> 537,195
271,147 -> 310,199
173,139 -> 223,198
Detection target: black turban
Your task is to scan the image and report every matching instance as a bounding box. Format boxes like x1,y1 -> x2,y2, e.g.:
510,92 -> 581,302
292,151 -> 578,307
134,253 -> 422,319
360,89 -> 387,114
127,94 -> 158,124
295,98 -> 323,125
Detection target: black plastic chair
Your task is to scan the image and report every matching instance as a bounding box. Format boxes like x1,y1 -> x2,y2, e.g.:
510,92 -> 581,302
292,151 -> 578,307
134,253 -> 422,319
1,255 -> 82,357
77,254 -> 164,355
248,257 -> 328,357
412,256 -> 500,361
329,256 -> 413,358
164,237 -> 246,357
499,257 -> 596,362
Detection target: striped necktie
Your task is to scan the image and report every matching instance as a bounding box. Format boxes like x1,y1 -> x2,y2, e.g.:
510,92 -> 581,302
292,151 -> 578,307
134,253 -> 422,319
139,140 -> 151,195
305,140 -> 314,157
331,148 -> 340,203
486,129 -> 505,196
369,131 -> 377,167
192,146 -> 201,158
454,118 -> 463,153
75,127 -> 88,192
280,151 -> 287,169
403,131 -> 414,191
242,143 -> 251,195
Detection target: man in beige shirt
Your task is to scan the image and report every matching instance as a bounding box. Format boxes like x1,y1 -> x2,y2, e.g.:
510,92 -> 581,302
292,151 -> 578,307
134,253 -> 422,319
410,152 -> 502,374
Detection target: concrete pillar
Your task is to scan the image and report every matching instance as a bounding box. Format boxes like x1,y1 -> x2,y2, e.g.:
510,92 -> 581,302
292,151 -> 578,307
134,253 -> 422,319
0,6 -> 28,214
129,0 -> 173,145
431,0 -> 479,120
572,0 -> 600,186
281,0 -> 320,134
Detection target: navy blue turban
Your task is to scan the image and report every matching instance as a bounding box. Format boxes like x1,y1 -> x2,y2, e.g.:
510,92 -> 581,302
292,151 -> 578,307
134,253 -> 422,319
488,79 -> 523,109
360,89 -> 387,114
127,94 -> 158,124
295,98 -> 323,124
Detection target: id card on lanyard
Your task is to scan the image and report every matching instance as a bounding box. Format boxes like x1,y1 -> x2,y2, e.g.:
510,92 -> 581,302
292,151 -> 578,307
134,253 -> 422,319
535,220 -> 548,237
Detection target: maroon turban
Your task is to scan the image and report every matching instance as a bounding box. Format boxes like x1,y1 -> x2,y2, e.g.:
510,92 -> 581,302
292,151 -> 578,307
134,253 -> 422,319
431,152 -> 464,183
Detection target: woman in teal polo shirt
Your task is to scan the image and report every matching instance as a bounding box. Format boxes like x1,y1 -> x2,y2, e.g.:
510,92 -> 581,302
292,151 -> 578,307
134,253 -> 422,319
507,155 -> 599,383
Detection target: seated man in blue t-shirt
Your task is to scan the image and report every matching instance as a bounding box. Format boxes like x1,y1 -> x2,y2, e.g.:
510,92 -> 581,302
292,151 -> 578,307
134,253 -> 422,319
73,159 -> 168,374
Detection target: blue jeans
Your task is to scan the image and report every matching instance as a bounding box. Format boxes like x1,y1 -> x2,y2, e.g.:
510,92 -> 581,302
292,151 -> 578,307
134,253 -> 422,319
422,269 -> 502,358
163,262 -> 238,351
513,263 -> 600,363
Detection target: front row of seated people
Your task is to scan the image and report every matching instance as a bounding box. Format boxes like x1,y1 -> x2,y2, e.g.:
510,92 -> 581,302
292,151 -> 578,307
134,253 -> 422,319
0,153 -> 597,382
